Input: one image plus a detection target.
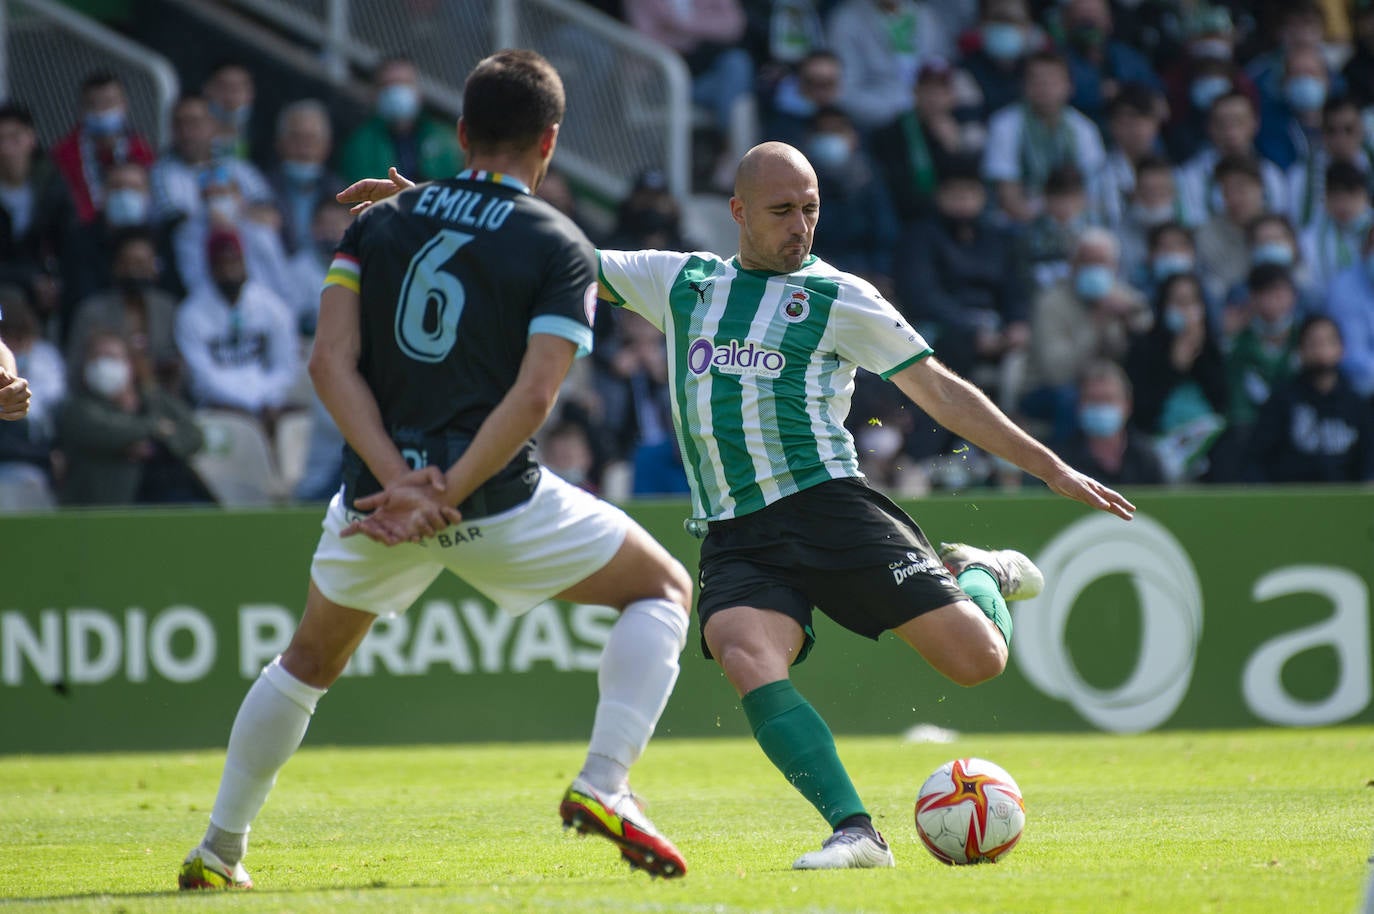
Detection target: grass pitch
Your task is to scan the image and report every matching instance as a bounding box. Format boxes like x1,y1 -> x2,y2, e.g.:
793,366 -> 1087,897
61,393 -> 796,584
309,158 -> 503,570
1,728 -> 1370,913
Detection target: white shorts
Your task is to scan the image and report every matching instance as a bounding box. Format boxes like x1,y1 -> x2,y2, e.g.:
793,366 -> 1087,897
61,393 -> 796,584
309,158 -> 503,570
310,471 -> 631,617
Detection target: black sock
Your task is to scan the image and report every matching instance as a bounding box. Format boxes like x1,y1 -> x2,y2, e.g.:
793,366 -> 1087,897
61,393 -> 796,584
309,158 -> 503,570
835,813 -> 880,842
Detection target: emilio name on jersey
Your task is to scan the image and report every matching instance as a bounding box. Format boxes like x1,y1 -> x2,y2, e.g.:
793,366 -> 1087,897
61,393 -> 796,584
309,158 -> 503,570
412,184 -> 515,231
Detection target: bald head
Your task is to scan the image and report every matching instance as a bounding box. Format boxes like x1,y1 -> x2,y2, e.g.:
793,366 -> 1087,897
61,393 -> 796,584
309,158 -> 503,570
730,142 -> 820,273
734,142 -> 816,200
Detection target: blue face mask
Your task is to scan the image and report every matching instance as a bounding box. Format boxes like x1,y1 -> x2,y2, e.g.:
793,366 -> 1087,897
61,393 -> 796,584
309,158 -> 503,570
209,99 -> 252,129
84,108 -> 126,137
104,188 -> 149,227
1252,242 -> 1295,266
1079,403 -> 1126,438
982,23 -> 1025,61
377,84 -> 421,123
1190,75 -> 1232,112
1285,75 -> 1327,113
807,133 -> 851,169
1075,264 -> 1115,300
1164,307 -> 1191,333
1152,253 -> 1194,281
281,159 -> 323,184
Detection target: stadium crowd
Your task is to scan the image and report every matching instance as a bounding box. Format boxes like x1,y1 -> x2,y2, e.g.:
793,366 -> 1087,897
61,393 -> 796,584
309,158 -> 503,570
3,0 -> 1374,511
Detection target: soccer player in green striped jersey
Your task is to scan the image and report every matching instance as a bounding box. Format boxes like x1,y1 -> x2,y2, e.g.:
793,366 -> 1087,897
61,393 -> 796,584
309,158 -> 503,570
596,142 -> 1134,869
339,142 -> 1135,871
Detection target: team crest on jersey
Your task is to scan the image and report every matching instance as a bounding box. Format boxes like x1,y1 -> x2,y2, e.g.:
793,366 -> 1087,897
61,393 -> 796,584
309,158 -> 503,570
781,290 -> 810,323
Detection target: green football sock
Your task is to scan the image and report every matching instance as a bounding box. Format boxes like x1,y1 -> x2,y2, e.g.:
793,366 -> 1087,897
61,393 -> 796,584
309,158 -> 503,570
741,679 -> 866,828
959,567 -> 1012,645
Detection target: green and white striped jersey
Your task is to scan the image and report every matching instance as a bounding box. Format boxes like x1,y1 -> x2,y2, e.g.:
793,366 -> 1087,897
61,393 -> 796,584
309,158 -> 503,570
598,249 -> 933,520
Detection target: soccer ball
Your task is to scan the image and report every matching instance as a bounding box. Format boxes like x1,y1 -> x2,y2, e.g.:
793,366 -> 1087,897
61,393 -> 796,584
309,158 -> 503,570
914,757 -> 1025,865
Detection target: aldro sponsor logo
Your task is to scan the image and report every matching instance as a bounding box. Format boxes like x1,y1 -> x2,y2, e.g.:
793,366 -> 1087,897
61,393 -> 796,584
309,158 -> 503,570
686,338 -> 786,379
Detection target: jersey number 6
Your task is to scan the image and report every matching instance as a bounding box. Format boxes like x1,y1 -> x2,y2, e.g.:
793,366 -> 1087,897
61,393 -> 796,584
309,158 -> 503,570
395,229 -> 475,363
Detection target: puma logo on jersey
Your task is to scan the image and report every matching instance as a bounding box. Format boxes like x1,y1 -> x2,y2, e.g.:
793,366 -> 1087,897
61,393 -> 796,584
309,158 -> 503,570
688,280 -> 713,304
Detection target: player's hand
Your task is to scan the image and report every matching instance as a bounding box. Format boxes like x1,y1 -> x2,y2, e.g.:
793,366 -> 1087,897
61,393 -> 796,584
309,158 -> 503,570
342,466 -> 462,545
1044,466 -> 1135,521
336,167 -> 416,215
0,369 -> 31,421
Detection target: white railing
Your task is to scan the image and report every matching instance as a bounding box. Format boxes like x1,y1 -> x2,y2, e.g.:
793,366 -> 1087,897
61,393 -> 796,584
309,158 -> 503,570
1,0 -> 179,149
222,0 -> 691,201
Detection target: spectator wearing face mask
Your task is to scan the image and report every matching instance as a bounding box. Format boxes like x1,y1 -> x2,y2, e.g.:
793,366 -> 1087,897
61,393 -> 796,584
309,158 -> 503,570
1246,2 -> 1337,127
1125,273 -> 1229,481
1248,315 -> 1374,481
1257,44 -> 1334,171
1323,220 -> 1374,396
64,160 -> 157,310
268,100 -> 341,256
57,329 -> 206,506
49,72 -> 155,226
66,228 -> 181,390
0,287 -> 63,510
1159,5 -> 1261,163
202,60 -> 265,166
175,230 -> 299,432
1116,160 -> 1184,285
802,107 -> 898,281
1224,213 -> 1322,327
764,50 -> 845,151
1058,359 -> 1164,485
961,0 -> 1044,121
539,419 -> 602,494
338,56 -> 461,185
150,95 -> 271,228
1299,161 -> 1373,291
1023,227 -> 1151,441
1133,220 -> 1199,303
1176,92 -> 1288,227
171,165 -> 294,304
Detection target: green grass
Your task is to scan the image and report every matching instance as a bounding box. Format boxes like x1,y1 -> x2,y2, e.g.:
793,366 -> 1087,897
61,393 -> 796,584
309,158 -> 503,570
1,728 -> 1371,913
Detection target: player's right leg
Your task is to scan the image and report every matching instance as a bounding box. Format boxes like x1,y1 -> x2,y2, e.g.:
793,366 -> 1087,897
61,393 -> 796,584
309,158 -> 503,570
179,583 -> 374,890
553,522 -> 693,878
703,605 -> 894,870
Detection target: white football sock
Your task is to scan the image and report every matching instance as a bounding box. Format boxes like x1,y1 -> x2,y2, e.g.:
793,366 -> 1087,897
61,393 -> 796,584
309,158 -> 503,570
205,656 -> 326,857
581,598 -> 688,794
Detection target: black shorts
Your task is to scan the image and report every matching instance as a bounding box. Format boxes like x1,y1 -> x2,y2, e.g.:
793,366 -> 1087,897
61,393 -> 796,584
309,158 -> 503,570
696,477 -> 966,663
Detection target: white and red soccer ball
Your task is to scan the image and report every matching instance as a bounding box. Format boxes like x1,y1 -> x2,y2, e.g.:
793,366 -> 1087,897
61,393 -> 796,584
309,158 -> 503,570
914,757 -> 1025,865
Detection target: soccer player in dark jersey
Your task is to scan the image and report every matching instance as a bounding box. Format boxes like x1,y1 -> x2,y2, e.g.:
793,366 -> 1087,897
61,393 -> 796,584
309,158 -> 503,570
178,50 -> 692,890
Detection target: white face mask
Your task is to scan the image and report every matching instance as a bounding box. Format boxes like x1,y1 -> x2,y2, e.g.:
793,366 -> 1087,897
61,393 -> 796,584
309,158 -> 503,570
84,356 -> 131,398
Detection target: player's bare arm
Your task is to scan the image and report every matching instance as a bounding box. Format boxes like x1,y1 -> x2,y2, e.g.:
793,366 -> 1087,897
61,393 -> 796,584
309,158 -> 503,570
0,336 -> 31,421
310,283 -> 459,541
347,333 -> 578,543
892,356 -> 1136,521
